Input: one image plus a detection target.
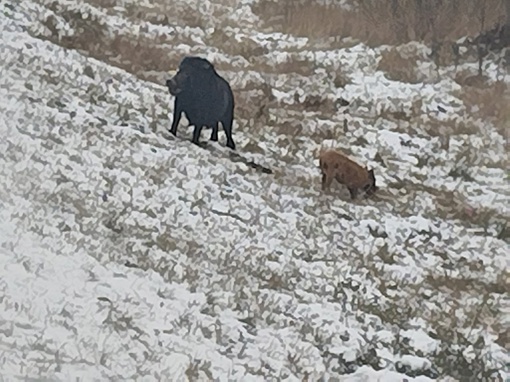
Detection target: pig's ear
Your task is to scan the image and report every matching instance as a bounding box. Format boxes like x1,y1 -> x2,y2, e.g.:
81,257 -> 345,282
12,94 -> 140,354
200,59 -> 213,70
194,57 -> 213,70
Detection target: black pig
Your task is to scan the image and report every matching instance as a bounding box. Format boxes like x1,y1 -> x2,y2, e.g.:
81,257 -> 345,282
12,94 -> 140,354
166,56 -> 236,150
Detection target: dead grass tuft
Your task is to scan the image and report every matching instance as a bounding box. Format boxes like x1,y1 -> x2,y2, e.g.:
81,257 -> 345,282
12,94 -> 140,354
296,94 -> 336,114
377,48 -> 421,84
332,70 -> 351,88
270,121 -> 304,139
454,70 -> 492,88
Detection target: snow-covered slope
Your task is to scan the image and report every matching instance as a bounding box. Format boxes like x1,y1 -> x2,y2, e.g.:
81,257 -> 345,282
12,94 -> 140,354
0,0 -> 509,380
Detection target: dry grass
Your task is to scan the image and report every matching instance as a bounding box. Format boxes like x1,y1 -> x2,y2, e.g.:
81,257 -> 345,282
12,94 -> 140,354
454,71 -> 492,88
250,55 -> 316,76
434,189 -> 508,229
454,76 -> 510,138
38,1 -> 242,83
39,6 -> 186,83
234,88 -> 274,124
292,94 -> 337,115
207,30 -> 269,60
332,70 -> 352,88
374,99 -> 424,126
84,0 -> 116,8
377,48 -> 421,84
354,249 -> 508,380
122,2 -> 208,29
108,35 -> 182,77
254,0 -> 508,47
252,1 -> 360,40
421,117 -> 481,139
388,180 -> 510,244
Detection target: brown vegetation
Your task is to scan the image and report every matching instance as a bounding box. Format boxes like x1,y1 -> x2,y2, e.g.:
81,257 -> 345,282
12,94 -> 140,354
39,7 -> 184,83
254,0 -> 508,47
377,47 -> 421,84
454,76 -> 510,139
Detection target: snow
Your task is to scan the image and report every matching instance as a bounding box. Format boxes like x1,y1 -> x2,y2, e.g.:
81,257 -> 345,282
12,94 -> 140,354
1,0 -> 509,380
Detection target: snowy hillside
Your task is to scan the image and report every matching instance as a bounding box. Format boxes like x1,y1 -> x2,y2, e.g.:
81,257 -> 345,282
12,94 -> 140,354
0,0 -> 509,380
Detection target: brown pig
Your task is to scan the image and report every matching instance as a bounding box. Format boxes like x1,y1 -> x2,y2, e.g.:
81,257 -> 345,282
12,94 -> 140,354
319,149 -> 377,199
